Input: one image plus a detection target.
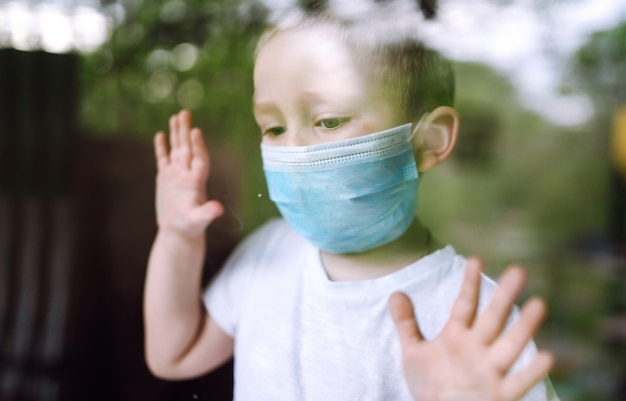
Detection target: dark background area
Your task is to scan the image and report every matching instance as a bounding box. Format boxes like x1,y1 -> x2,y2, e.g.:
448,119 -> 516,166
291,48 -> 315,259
0,49 -> 240,400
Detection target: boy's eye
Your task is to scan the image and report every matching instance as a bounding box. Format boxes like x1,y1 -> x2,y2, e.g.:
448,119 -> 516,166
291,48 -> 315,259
264,126 -> 286,136
318,118 -> 349,130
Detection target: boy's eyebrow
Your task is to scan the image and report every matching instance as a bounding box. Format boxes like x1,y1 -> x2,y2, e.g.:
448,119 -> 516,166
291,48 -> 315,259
252,98 -> 278,114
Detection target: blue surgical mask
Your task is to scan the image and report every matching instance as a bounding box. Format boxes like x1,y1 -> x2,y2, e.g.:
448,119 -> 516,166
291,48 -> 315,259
261,121 -> 422,254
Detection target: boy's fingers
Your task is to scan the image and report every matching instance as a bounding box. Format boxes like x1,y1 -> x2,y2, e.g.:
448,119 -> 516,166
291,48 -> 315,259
490,298 -> 548,372
169,113 -> 179,151
178,109 -> 192,146
190,128 -> 210,177
388,292 -> 424,349
177,110 -> 192,168
500,351 -> 554,401
474,266 -> 525,344
448,258 -> 482,327
154,132 -> 169,170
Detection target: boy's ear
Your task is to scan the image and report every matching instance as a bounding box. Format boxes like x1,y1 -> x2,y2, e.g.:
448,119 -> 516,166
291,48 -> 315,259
412,106 -> 459,172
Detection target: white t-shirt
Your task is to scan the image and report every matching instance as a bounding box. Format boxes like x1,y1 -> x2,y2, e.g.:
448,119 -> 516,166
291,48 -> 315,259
203,218 -> 558,401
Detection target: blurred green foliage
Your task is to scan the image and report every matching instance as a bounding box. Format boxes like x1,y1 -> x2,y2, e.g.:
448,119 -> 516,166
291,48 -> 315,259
81,0 -> 266,142
421,61 -> 609,267
574,21 -> 626,106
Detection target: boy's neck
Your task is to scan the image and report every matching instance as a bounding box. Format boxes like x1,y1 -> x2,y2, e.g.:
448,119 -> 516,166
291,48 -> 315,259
320,219 -> 438,282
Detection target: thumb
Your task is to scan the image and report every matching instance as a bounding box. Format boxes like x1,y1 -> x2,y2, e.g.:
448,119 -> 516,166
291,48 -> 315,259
190,200 -> 224,227
388,292 -> 424,348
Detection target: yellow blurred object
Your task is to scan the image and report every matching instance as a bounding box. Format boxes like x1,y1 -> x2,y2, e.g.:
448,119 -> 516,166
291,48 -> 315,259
613,104 -> 626,178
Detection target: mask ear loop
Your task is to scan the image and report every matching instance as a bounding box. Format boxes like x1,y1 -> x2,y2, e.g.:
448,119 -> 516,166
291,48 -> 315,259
409,112 -> 430,141
407,112 -> 429,235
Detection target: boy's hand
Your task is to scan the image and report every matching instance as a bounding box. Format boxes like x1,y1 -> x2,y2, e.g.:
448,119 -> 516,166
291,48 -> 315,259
388,258 -> 554,401
153,110 -> 224,238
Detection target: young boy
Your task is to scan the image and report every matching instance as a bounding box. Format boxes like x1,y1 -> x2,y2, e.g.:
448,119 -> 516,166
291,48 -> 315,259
143,9 -> 559,401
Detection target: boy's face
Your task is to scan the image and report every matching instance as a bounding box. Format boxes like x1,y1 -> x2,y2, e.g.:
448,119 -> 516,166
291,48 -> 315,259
253,26 -> 402,146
